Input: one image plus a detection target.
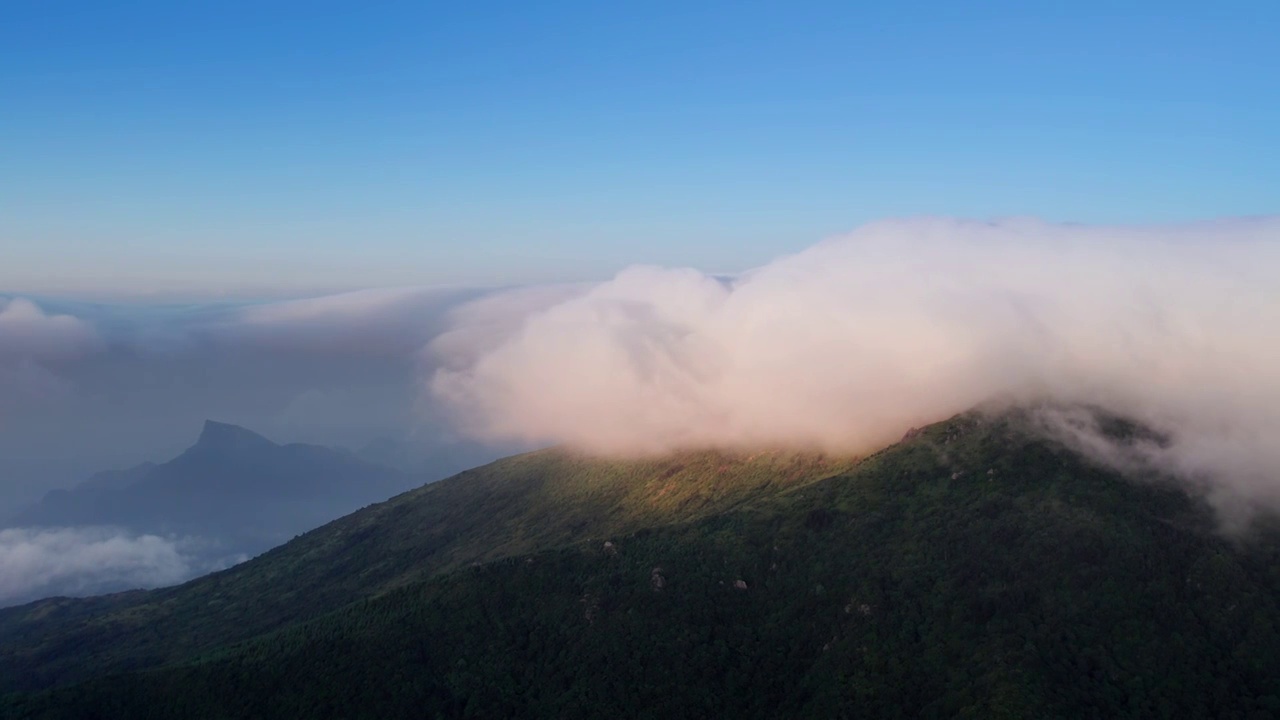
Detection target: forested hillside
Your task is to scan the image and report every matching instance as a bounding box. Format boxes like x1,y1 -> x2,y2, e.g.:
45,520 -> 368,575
6,411 -> 1280,718
0,440 -> 856,693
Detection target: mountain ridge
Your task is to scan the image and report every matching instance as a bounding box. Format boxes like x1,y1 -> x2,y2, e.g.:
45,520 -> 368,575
8,419 -> 412,530
0,442 -> 867,692
2,421 -> 422,606
5,408 -> 1280,717
188,420 -> 278,455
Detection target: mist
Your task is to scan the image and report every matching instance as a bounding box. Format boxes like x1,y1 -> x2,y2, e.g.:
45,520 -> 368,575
6,215 -> 1280,537
0,288 -> 505,602
0,527 -> 192,606
0,287 -> 490,515
431,216 -> 1280,516
0,298 -> 100,420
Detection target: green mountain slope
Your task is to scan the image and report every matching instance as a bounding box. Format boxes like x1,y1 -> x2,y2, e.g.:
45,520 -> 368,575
7,410 -> 1280,718
0,444 -> 855,693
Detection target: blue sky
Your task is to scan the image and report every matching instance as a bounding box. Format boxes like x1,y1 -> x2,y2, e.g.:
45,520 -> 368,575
3,0 -> 1277,298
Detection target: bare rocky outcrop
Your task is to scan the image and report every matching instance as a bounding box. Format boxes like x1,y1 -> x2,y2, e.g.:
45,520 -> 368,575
651,567 -> 666,592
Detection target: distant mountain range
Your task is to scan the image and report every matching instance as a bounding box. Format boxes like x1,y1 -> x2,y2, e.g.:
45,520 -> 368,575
4,408 -> 1280,717
0,421 -> 493,607
8,421 -> 413,543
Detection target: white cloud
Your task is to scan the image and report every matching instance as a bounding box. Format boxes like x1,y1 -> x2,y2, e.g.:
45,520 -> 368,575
0,297 -> 98,363
0,527 -> 191,606
0,298 -> 101,417
225,286 -> 481,357
430,216 -> 1280,516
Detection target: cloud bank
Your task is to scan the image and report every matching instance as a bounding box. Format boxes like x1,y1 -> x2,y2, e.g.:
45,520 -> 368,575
0,297 -> 98,361
0,298 -> 101,415
6,217 -> 1280,529
0,287 -> 492,514
431,216 -> 1280,513
0,527 -> 191,606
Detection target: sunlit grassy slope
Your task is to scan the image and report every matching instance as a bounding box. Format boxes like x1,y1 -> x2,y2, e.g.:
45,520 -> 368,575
7,410 -> 1280,718
0,443 -> 858,693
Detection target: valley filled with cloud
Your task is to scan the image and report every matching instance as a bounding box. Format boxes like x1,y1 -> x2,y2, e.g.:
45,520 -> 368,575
4,216 -> 1280,601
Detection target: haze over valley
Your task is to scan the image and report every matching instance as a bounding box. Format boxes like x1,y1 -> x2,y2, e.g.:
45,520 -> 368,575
5,215 -> 1280,605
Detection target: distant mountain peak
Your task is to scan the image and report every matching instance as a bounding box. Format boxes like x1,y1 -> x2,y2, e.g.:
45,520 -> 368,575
193,420 -> 277,453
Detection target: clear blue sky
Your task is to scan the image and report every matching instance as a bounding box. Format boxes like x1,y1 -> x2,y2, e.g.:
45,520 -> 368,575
3,0 -> 1277,298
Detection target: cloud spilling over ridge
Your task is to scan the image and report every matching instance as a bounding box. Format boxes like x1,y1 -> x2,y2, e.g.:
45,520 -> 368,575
431,216 -> 1280,510
0,527 -> 191,606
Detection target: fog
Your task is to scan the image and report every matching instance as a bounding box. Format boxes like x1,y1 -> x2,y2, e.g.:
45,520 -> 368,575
431,216 -> 1280,518
0,287 -> 488,515
0,527 -> 194,605
0,298 -> 100,422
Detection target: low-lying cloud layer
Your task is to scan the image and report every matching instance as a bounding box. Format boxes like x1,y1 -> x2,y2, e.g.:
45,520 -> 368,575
5,215 -> 1280,536
0,527 -> 191,606
0,287 -> 490,513
431,217 -> 1280,514
0,298 -> 101,417
0,297 -> 98,361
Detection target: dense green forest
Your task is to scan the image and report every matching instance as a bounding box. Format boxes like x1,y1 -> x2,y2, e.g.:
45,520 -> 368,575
4,411 -> 1280,718
0,446 -> 857,693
